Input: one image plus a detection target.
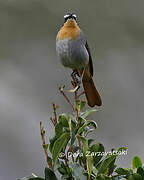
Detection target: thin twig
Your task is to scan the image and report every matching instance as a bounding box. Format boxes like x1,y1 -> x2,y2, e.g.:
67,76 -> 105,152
69,146 -> 74,162
40,122 -> 53,171
71,78 -> 82,166
59,73 -> 83,167
49,103 -> 58,126
52,103 -> 57,125
77,91 -> 85,98
77,136 -> 82,166
64,155 -> 69,167
50,117 -> 55,126
71,81 -> 79,121
59,87 -> 75,112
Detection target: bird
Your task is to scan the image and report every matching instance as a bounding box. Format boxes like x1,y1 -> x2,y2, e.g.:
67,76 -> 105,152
56,13 -> 102,107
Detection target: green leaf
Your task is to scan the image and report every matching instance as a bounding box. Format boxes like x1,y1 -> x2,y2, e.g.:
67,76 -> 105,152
87,155 -> 93,178
58,114 -> 69,128
56,114 -> 77,139
70,115 -> 77,130
52,132 -> 70,163
61,174 -> 71,180
76,120 -> 97,137
71,129 -> 76,145
57,167 -> 67,175
127,173 -> 142,180
90,143 -> 105,166
76,100 -> 86,112
97,155 -> 116,174
49,136 -> 57,153
108,159 -> 117,175
137,167 -> 144,178
117,147 -> 128,156
115,168 -> 130,176
55,159 -> 69,175
45,167 -> 58,180
80,136 -> 88,155
55,114 -> 69,137
81,109 -> 98,119
117,147 -> 128,152
96,147 -> 127,175
80,137 -> 93,177
88,139 -> 95,147
92,166 -> 98,176
67,115 -> 72,135
95,174 -> 112,180
113,176 -> 126,180
55,123 -> 63,137
42,144 -> 49,151
58,114 -> 68,122
70,163 -> 87,180
132,156 -> 142,169
78,116 -> 86,125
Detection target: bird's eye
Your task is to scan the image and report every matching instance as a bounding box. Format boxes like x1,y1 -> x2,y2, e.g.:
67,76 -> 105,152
64,17 -> 69,23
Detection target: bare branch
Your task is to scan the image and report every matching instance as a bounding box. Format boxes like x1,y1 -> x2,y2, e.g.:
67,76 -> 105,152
77,91 -> 85,98
59,86 -> 75,112
40,122 -> 53,170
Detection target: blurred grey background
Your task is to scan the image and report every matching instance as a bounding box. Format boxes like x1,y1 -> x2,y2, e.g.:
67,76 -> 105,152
0,0 -> 144,179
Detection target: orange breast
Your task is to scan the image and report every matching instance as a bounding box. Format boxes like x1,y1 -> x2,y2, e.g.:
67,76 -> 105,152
57,20 -> 80,40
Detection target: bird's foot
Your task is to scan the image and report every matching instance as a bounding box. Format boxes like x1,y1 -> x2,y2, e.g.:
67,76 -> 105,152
71,70 -> 81,89
66,85 -> 79,93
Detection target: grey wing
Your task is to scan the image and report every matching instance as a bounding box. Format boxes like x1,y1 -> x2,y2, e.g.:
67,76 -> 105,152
79,30 -> 93,76
79,30 -> 94,76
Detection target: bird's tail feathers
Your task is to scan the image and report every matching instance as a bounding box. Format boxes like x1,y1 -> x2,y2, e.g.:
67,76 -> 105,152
82,67 -> 102,107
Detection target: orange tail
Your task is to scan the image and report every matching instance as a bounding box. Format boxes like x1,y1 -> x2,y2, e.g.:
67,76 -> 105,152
82,74 -> 102,107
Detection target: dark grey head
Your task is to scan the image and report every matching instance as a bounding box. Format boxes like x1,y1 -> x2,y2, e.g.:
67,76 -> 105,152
64,13 -> 77,23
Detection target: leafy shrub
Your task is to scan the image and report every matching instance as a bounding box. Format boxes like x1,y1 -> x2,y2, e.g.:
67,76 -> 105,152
18,87 -> 143,180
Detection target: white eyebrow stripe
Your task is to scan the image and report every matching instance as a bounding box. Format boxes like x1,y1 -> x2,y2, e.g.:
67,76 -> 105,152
64,14 -> 70,19
72,14 -> 77,18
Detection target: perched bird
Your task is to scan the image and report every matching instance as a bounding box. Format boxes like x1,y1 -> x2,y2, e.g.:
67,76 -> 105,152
56,13 -> 102,107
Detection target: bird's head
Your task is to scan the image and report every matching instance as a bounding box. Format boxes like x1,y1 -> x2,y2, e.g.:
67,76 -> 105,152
63,13 -> 78,27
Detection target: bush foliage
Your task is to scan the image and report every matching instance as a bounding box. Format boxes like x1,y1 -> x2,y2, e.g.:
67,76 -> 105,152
18,87 -> 144,180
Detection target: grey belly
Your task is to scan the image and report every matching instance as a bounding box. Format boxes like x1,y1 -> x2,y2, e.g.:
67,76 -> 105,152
56,38 -> 89,70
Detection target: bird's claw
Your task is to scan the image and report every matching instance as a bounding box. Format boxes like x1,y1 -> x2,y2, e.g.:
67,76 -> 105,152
66,85 -> 79,93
